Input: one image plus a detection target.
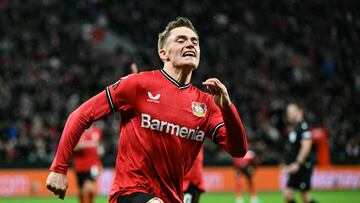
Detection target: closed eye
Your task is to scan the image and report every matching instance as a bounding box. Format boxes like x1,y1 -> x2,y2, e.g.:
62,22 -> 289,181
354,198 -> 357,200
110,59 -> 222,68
175,35 -> 199,47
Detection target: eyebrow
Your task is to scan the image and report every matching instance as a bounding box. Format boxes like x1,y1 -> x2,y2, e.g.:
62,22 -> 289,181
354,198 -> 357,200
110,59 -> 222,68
175,35 -> 199,42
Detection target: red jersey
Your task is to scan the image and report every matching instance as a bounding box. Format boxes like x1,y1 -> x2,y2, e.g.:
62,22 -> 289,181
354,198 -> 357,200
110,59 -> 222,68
50,69 -> 247,203
183,147 -> 205,192
233,150 -> 255,168
72,125 -> 102,172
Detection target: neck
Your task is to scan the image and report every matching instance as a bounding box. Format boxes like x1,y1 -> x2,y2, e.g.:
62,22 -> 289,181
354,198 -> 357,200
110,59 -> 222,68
295,117 -> 303,124
297,115 -> 304,123
163,63 -> 193,85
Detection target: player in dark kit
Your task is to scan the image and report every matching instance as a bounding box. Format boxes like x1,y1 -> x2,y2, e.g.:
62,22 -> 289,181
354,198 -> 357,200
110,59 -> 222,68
283,103 -> 317,203
46,17 -> 248,203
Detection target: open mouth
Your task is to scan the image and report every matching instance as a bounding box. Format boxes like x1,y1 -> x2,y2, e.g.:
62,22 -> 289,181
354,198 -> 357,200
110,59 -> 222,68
182,51 -> 196,57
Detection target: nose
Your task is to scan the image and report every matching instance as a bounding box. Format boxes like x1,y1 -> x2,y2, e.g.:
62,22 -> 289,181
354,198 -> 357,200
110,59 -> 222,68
184,39 -> 195,48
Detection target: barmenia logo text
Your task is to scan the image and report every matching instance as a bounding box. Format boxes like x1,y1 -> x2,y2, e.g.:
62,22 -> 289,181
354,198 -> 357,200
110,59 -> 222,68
141,113 -> 205,141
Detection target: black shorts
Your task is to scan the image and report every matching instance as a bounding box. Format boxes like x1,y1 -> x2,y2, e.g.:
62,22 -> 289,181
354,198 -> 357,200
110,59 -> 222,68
183,183 -> 203,203
286,164 -> 314,191
117,192 -> 164,203
76,171 -> 96,188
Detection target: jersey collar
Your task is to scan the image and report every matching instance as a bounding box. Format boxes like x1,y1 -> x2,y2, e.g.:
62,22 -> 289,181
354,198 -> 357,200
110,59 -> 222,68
160,69 -> 191,90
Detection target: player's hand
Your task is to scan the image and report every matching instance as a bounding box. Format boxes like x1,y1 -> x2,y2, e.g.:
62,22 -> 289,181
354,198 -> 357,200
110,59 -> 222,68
202,78 -> 231,109
283,162 -> 300,174
46,172 -> 68,200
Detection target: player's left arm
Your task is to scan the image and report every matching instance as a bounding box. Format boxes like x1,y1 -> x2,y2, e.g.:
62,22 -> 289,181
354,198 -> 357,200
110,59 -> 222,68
285,128 -> 312,174
203,78 -> 248,157
296,137 -> 312,165
284,139 -> 312,174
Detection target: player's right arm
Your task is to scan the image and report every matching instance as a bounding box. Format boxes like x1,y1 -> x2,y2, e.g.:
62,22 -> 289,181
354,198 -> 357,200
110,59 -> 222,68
46,74 -> 138,199
203,78 -> 248,157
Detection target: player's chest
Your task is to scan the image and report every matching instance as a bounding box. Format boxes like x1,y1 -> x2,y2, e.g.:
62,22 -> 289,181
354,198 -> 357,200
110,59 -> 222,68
135,87 -> 208,129
288,128 -> 302,144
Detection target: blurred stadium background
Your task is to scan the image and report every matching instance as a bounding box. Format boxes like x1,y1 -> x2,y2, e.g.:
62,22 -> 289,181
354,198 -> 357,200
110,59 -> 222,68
0,0 -> 359,202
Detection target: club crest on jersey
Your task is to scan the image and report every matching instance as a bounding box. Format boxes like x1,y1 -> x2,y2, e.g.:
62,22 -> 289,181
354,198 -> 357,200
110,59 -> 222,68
191,102 -> 207,117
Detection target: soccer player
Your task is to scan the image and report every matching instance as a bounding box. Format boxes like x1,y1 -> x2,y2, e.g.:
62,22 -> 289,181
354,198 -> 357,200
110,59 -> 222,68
183,147 -> 205,203
233,150 -> 260,203
73,123 -> 103,203
283,103 -> 317,203
46,17 -> 248,203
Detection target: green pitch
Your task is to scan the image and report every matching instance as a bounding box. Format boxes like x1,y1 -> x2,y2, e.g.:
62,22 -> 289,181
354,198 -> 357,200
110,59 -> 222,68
1,190 -> 359,203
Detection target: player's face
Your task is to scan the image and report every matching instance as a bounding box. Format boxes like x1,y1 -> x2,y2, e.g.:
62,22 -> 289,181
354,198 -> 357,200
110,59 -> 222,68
286,104 -> 300,123
161,27 -> 200,69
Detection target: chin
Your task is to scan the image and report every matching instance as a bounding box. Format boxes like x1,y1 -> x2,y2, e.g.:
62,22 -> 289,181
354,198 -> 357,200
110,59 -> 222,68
181,62 -> 199,70
184,64 -> 198,70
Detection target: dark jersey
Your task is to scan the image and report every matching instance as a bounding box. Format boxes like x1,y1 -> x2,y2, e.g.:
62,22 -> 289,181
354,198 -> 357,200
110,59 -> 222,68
285,121 -> 315,166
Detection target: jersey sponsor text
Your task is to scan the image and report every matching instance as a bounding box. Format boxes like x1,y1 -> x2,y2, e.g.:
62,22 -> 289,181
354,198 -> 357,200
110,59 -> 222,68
141,113 -> 205,141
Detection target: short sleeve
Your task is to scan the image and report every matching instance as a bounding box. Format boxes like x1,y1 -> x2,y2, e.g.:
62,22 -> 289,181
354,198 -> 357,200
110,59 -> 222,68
105,74 -> 138,112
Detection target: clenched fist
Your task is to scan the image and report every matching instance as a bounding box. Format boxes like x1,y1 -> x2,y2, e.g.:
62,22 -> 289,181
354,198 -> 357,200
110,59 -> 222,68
46,172 -> 68,200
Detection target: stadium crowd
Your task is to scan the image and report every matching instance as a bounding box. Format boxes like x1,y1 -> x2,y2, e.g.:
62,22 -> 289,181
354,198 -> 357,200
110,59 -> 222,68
0,0 -> 359,167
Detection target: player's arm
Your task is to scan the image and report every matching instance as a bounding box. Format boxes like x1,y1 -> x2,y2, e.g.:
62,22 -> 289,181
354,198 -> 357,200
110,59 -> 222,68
47,73 -> 138,199
285,129 -> 312,174
284,139 -> 312,174
46,90 -> 112,199
50,91 -> 112,173
203,78 -> 248,157
296,136 -> 312,165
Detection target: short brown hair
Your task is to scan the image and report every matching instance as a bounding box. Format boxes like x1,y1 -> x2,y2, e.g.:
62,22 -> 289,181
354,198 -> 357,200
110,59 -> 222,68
158,17 -> 198,52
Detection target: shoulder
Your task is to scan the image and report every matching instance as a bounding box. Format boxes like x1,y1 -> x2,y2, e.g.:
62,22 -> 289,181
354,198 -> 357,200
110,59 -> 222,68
190,85 -> 212,101
135,69 -> 162,83
190,86 -> 220,114
191,86 -> 214,102
138,69 -> 159,77
115,70 -> 159,86
299,121 -> 312,139
300,121 -> 310,131
123,69 -> 158,79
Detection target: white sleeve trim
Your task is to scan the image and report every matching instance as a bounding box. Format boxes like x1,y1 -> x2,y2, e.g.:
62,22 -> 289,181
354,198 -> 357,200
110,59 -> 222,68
106,86 -> 116,112
211,122 -> 225,141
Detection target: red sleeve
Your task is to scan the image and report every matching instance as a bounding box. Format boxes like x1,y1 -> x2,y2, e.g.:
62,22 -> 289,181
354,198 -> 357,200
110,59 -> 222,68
50,74 -> 139,174
208,102 -> 248,157
50,90 -> 112,174
106,74 -> 138,112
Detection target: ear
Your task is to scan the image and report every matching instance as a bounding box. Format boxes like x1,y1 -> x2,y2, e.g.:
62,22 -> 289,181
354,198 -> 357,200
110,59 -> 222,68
159,48 -> 169,62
